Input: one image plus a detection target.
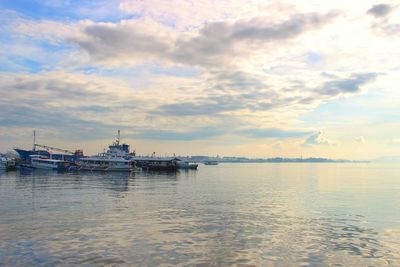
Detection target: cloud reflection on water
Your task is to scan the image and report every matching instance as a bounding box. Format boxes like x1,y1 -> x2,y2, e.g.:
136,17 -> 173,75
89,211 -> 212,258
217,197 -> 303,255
0,164 -> 399,266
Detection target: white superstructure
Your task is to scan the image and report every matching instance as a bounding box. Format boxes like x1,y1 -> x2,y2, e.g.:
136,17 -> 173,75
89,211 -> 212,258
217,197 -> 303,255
30,155 -> 70,170
76,157 -> 136,172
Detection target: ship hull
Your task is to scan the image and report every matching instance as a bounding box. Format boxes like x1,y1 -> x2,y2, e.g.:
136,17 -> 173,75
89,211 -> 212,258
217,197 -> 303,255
14,149 -> 50,160
14,149 -> 80,162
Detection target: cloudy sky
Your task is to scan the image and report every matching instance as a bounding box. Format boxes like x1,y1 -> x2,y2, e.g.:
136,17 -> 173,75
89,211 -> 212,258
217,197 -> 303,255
0,0 -> 399,159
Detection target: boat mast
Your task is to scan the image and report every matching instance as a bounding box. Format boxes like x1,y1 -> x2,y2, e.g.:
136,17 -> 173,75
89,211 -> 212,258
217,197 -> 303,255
33,130 -> 36,151
117,129 -> 120,145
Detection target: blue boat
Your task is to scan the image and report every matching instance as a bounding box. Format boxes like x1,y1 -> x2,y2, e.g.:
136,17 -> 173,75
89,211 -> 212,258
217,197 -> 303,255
14,148 -> 50,161
14,130 -> 84,162
14,147 -> 83,162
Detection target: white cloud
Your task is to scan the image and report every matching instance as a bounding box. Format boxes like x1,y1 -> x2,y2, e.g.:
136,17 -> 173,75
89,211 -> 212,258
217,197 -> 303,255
69,18 -> 176,66
41,11 -> 334,68
10,18 -> 77,44
354,136 -> 366,143
1,1 -> 399,157
367,4 -> 396,18
393,138 -> 400,144
303,132 -> 334,146
118,0 -> 297,30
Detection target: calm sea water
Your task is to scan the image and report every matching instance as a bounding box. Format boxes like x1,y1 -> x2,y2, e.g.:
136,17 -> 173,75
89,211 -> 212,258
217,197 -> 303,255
0,163 -> 399,266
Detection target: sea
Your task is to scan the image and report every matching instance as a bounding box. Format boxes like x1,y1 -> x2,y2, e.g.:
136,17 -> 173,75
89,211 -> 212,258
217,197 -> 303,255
0,163 -> 399,266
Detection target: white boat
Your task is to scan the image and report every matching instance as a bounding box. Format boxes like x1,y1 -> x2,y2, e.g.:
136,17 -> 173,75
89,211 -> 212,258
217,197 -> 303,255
72,130 -> 137,172
177,160 -> 198,170
94,130 -> 178,171
75,157 -> 136,172
30,155 -> 70,170
75,130 -> 177,172
100,130 -> 134,158
0,155 -> 16,171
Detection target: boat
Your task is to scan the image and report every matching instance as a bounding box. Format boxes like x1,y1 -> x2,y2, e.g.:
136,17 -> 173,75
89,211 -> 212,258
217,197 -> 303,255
133,157 -> 178,171
14,148 -> 50,161
0,155 -> 16,171
95,130 -> 178,171
15,148 -> 83,162
189,163 -> 198,169
30,155 -> 70,171
93,130 -> 135,159
70,130 -> 138,172
204,161 -> 218,165
176,160 -> 198,170
14,131 -> 84,162
106,135 -> 133,157
75,157 -> 136,172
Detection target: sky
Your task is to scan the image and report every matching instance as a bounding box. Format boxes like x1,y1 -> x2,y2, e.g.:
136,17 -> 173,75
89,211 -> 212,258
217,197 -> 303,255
0,0 -> 399,159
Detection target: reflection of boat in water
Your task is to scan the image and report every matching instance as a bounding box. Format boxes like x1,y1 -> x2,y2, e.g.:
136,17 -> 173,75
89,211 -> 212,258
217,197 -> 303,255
0,155 -> 16,171
204,161 -> 218,165
74,157 -> 136,172
177,160 -> 198,170
30,155 -> 70,171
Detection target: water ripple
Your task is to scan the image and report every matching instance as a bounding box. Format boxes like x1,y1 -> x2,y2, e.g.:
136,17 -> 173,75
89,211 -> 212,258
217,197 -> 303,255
0,163 -> 399,266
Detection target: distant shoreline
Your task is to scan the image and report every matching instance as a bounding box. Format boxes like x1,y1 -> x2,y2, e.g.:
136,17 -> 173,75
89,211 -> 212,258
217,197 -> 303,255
210,161 -> 370,163
187,157 -> 369,163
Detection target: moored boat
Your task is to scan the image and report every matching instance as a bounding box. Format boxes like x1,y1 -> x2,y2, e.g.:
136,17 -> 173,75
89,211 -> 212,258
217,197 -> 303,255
204,161 -> 218,165
14,148 -> 50,161
30,155 -> 70,171
75,157 -> 136,172
94,130 -> 178,171
0,155 -> 16,171
132,157 -> 178,171
14,131 -> 84,162
177,160 -> 198,170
